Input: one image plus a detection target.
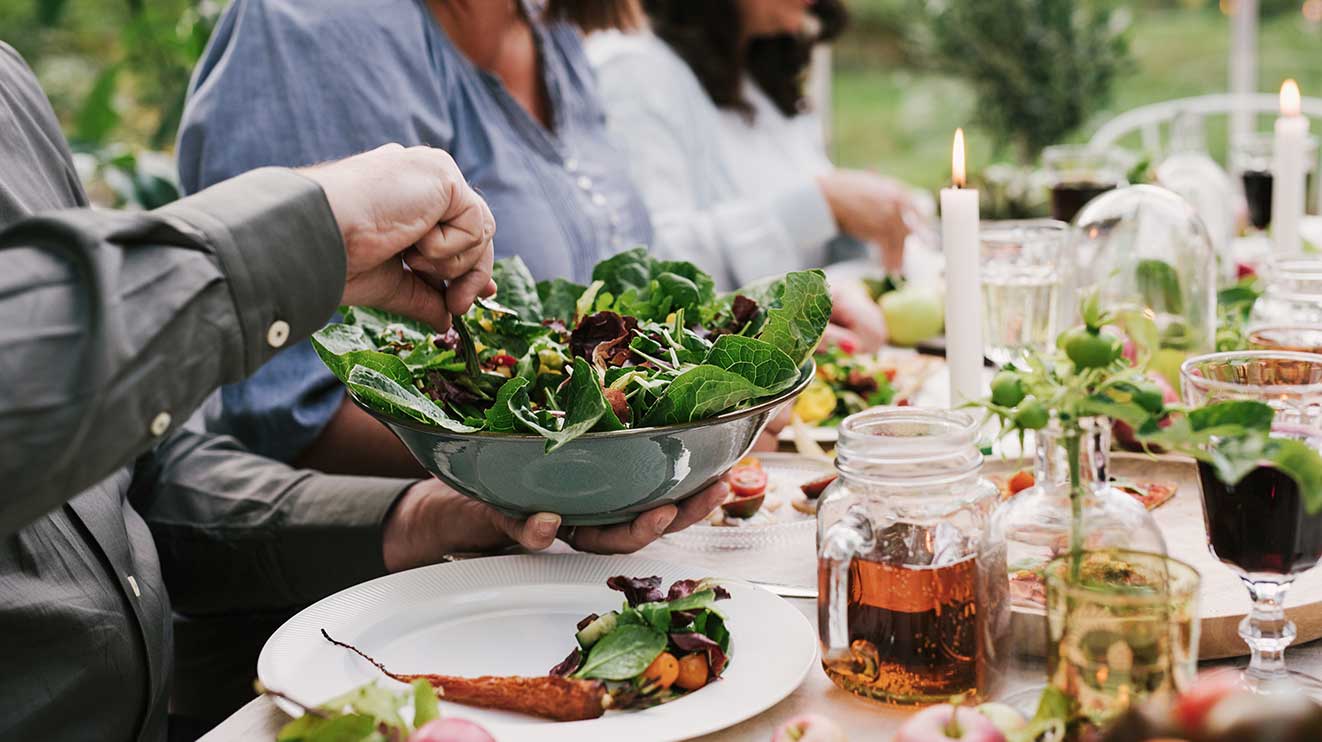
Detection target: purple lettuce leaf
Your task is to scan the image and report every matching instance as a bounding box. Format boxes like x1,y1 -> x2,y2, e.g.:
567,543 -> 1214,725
607,575 -> 664,606
548,646 -> 582,677
671,631 -> 728,676
666,578 -> 730,602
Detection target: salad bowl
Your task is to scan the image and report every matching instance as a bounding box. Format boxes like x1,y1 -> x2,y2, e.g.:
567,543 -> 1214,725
354,362 -> 813,525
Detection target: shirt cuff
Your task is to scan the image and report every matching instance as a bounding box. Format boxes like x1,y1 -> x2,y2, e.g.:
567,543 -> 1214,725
157,167 -> 346,378
278,476 -> 414,598
769,177 -> 839,256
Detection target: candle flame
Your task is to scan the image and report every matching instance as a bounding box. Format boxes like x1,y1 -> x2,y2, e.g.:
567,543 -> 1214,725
952,128 -> 966,188
1281,79 -> 1302,117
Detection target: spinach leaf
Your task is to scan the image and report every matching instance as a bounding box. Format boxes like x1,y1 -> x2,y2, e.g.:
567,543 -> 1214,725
592,247 -> 653,295
345,366 -> 478,433
1265,437 -> 1322,514
666,589 -> 717,613
653,259 -> 716,308
653,271 -> 701,318
537,278 -> 586,323
486,377 -> 530,433
512,358 -> 618,451
573,624 -> 667,681
451,313 -> 483,380
490,256 -> 542,320
276,712 -> 377,742
410,679 -> 439,727
705,335 -> 800,395
754,270 -> 832,365
342,306 -> 430,338
311,324 -> 415,384
400,343 -> 462,374
640,366 -> 764,427
637,602 -> 672,634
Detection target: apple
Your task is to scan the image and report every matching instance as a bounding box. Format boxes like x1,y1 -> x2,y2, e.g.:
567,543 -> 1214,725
409,718 -> 497,742
1150,348 -> 1187,393
771,713 -> 848,742
880,286 -> 944,347
1172,669 -> 1240,734
975,702 -> 1026,734
893,703 -> 1005,742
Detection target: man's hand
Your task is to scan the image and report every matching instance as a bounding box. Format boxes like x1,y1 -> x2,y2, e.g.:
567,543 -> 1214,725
300,144 -> 496,331
382,479 -> 731,571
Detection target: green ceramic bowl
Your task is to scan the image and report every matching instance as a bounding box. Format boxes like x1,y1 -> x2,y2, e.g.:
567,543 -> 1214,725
352,363 -> 814,525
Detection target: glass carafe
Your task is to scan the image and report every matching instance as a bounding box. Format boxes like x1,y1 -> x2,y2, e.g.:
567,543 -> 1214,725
817,408 -> 1008,705
991,417 -> 1168,612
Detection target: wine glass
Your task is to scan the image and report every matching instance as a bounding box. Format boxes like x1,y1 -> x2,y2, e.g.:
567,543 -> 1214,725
1041,145 -> 1129,223
979,219 -> 1069,368
1181,350 -> 1322,695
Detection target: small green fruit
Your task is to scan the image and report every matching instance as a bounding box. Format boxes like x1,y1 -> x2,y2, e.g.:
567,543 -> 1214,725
990,371 -> 1027,408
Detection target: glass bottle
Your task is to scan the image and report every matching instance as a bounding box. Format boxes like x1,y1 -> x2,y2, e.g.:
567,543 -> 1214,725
817,408 -> 1008,706
1156,111 -> 1237,284
991,417 -> 1167,613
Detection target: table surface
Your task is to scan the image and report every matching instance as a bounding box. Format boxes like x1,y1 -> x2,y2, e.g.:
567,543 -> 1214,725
200,542 -> 1322,742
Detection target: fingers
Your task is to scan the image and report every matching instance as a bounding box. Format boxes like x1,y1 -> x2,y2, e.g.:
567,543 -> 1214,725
818,322 -> 862,353
564,505 -> 678,554
444,242 -> 495,316
666,480 -> 729,533
415,176 -> 494,264
341,260 -> 451,332
498,511 -> 561,552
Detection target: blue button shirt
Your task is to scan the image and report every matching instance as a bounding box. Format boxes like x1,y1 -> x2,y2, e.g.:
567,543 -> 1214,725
177,0 -> 652,462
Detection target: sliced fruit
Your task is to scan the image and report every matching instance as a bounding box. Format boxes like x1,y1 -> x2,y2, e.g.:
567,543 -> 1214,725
721,492 -> 766,519
675,653 -> 710,691
1008,470 -> 1035,495
641,652 -> 679,690
793,380 -> 838,425
728,465 -> 768,498
800,473 -> 838,500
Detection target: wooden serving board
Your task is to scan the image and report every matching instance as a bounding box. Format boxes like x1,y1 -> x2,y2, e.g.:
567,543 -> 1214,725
987,453 -> 1322,659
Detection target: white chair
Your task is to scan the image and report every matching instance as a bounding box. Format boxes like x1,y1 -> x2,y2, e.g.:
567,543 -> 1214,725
1089,93 -> 1322,212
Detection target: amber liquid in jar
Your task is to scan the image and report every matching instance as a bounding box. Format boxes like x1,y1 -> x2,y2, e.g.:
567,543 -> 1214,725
819,554 -> 985,704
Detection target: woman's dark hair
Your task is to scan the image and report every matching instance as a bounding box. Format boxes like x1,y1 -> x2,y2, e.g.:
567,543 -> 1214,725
642,0 -> 848,120
544,0 -> 644,33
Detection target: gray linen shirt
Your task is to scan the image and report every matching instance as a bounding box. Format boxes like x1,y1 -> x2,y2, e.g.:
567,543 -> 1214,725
0,44 -> 411,740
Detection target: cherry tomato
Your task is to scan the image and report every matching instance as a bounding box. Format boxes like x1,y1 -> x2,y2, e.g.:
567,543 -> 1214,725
989,371 -> 1027,407
491,353 -> 518,367
883,368 -> 898,382
642,652 -> 679,689
836,337 -> 858,355
728,466 -> 768,498
1008,469 -> 1035,494
1062,327 -> 1123,370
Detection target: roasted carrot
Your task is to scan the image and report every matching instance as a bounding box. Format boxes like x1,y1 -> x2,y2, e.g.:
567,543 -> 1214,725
320,629 -> 609,722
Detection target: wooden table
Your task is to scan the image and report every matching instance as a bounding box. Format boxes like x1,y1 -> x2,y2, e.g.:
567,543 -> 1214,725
200,541 -> 1322,742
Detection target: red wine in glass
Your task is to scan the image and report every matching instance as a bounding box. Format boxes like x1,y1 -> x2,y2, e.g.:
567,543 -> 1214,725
1049,182 -> 1116,223
1195,426 -> 1322,576
1241,170 -> 1273,232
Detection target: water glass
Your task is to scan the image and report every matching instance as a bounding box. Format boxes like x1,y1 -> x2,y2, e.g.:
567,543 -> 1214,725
979,219 -> 1069,368
1046,550 -> 1201,728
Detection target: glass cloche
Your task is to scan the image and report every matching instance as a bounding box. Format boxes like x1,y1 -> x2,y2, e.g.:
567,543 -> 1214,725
1071,185 -> 1218,374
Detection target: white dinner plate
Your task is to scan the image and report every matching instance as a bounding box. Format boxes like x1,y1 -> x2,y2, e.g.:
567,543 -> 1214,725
258,554 -> 818,742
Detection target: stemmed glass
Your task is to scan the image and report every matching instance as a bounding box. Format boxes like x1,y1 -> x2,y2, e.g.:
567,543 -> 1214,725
979,219 -> 1069,369
1181,350 -> 1322,694
1041,146 -> 1128,224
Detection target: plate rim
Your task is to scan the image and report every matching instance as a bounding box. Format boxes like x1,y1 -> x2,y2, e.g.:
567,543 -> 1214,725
257,553 -> 818,742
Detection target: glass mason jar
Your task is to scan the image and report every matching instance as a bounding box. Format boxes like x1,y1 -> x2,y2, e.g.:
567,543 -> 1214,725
1072,185 -> 1218,368
991,417 -> 1168,614
817,408 -> 1008,705
1250,258 -> 1322,327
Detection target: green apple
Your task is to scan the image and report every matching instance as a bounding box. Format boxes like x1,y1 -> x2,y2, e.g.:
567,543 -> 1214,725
1151,348 -> 1188,392
880,286 -> 944,347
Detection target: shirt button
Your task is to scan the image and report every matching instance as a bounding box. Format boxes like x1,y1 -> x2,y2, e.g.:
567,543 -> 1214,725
576,175 -> 593,191
266,320 -> 291,348
591,193 -> 607,207
150,411 -> 172,437
565,157 -> 579,172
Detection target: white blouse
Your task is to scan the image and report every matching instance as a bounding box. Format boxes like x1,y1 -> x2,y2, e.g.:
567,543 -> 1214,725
586,31 -> 840,290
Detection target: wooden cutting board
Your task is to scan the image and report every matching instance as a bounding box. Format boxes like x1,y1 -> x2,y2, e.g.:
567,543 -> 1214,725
990,452 -> 1322,660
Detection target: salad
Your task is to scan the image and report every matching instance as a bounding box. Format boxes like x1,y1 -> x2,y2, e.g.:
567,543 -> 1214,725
312,249 -> 830,451
550,575 -> 732,709
792,342 -> 897,427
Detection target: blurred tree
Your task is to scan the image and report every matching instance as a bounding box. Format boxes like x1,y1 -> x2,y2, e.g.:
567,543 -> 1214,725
914,0 -> 1134,163
1,0 -> 218,207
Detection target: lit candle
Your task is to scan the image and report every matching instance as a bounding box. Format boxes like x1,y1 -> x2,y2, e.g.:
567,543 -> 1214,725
1272,79 -> 1309,256
940,129 -> 984,406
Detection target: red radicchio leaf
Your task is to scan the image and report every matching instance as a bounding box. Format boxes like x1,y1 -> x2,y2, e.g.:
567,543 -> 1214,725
548,646 -> 582,677
421,371 -> 483,406
606,575 -> 664,606
570,312 -> 637,363
731,295 -> 759,328
670,632 -> 728,676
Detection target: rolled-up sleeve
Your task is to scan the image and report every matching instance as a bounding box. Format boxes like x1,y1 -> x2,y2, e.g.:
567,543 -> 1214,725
0,168 -> 345,537
130,427 -> 410,614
